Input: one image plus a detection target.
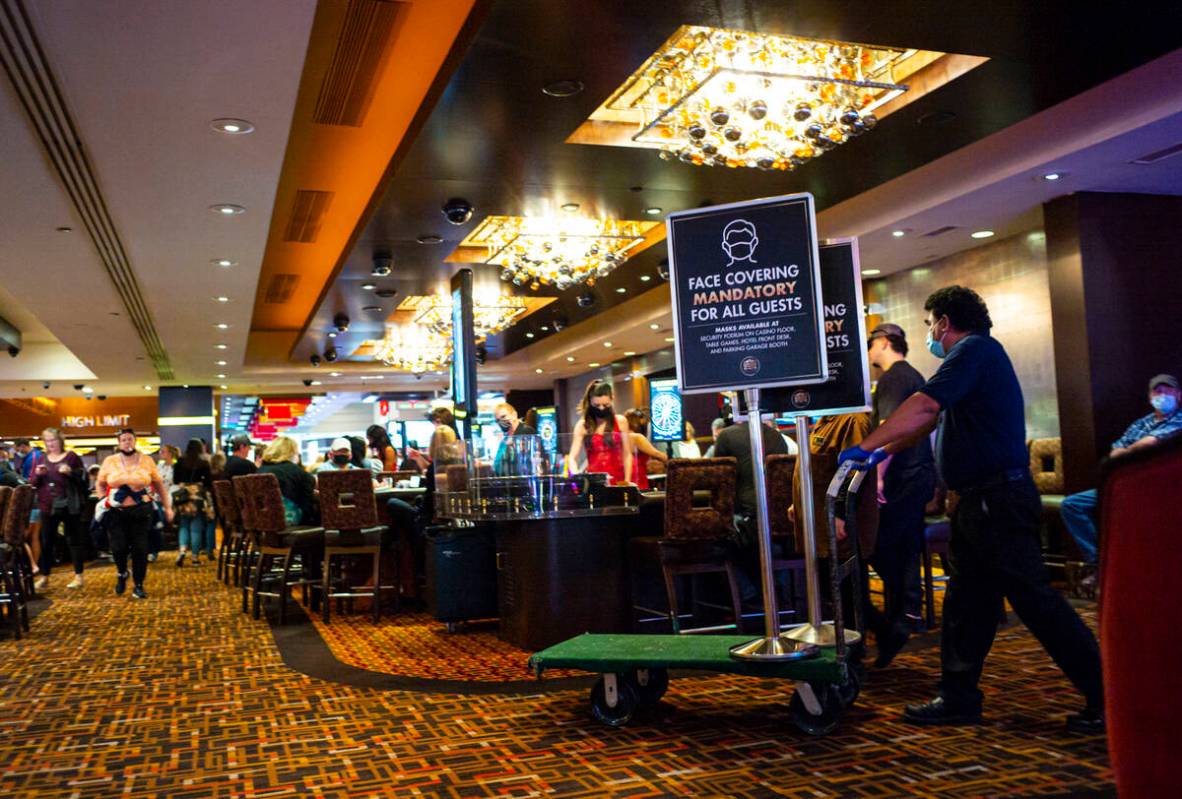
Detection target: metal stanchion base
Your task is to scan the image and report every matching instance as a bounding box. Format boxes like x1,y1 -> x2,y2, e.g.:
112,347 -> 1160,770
784,623 -> 862,647
729,635 -> 820,662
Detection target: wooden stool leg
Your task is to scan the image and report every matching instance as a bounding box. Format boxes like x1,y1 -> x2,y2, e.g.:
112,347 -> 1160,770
372,550 -> 381,623
252,552 -> 268,620
322,552 -> 332,623
278,552 -> 293,625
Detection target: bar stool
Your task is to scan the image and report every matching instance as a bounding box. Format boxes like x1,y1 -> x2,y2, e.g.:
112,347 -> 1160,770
212,480 -> 244,586
765,454 -> 805,618
234,474 -> 325,624
658,457 -> 744,633
317,470 -> 386,623
0,485 -> 34,637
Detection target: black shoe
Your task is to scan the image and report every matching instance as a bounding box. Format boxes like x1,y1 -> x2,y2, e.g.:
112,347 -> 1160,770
1065,705 -> 1105,734
115,571 -> 129,595
131,585 -> 147,600
175,551 -> 186,567
902,697 -> 982,726
874,628 -> 909,669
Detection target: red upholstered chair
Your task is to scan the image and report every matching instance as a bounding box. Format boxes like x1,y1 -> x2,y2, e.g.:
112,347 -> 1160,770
659,457 -> 743,634
316,470 -> 386,623
1099,435 -> 1182,797
234,474 -> 324,624
0,485 -> 34,636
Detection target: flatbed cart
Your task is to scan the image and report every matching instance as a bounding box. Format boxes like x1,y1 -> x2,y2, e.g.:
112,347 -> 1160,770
528,461 -> 870,736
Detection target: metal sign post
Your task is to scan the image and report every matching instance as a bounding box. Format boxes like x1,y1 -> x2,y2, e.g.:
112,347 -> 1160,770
728,388 -> 818,661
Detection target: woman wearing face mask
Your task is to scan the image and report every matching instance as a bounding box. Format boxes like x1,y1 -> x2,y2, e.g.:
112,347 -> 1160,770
96,429 -> 174,599
567,379 -> 635,485
29,427 -> 87,591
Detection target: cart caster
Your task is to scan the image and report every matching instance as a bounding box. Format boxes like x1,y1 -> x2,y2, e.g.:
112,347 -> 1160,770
590,673 -> 639,727
445,621 -> 460,634
628,667 -> 669,706
838,666 -> 861,709
788,681 -> 844,736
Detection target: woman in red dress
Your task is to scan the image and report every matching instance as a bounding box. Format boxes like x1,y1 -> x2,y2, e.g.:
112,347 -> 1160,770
567,379 -> 634,485
623,408 -> 668,491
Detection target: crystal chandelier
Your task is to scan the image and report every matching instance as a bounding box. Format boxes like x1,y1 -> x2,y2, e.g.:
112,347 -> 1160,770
373,324 -> 451,375
401,291 -> 531,338
597,26 -> 918,171
460,215 -> 657,290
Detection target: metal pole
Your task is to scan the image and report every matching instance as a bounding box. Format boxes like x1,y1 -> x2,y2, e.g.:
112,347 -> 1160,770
729,388 -> 818,662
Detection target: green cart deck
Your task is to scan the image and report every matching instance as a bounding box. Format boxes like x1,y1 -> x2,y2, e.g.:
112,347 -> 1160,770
529,633 -> 845,683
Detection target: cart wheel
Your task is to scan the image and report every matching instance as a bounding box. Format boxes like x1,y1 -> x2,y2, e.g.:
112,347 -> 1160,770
590,673 -> 639,727
788,682 -> 844,736
629,667 -> 669,706
445,621 -> 460,634
838,666 -> 861,708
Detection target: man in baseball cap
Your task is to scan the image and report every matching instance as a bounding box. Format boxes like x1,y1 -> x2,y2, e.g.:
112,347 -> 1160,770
315,438 -> 359,474
1060,372 -> 1182,569
224,433 -> 258,479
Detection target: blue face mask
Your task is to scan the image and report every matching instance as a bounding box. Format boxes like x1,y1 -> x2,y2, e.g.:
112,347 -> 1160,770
925,323 -> 947,359
1151,394 -> 1178,415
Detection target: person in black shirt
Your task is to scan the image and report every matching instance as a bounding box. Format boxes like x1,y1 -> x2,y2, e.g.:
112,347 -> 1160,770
258,436 -> 317,526
864,323 -> 936,667
224,434 -> 258,480
841,286 -> 1102,732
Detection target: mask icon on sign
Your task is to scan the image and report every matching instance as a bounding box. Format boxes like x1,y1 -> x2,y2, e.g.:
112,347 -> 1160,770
721,219 -> 759,266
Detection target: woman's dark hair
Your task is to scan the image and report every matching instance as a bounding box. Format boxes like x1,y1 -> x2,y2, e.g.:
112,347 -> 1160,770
624,408 -> 649,434
117,428 -> 136,439
347,436 -> 368,468
366,424 -> 392,454
429,407 -> 454,426
181,438 -> 205,470
523,407 -> 539,429
924,285 -> 993,334
579,379 -> 616,433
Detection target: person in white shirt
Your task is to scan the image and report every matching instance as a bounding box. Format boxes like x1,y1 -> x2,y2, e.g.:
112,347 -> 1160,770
315,438 -> 360,474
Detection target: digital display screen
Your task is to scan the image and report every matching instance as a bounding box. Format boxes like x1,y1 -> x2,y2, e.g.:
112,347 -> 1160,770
649,378 -> 685,442
451,287 -> 466,407
535,406 -> 558,455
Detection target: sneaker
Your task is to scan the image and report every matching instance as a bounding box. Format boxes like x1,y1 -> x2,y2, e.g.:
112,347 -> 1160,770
131,585 -> 147,600
66,575 -> 84,590
1065,705 -> 1105,734
192,557 -> 203,566
175,551 -> 187,567
34,575 -> 49,591
115,571 -> 129,595
902,697 -> 983,726
147,553 -> 157,563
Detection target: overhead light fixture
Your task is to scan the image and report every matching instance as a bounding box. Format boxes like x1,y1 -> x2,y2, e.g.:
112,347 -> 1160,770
371,324 -> 451,374
644,207 -> 662,215
971,230 -> 995,239
664,337 -> 675,342
1041,172 -> 1063,181
143,385 -> 152,391
589,362 -> 601,367
362,305 -> 383,312
215,323 -> 229,330
535,368 -> 544,374
649,323 -> 660,330
542,79 -> 584,98
604,341 -> 613,348
624,351 -> 636,356
460,214 -> 658,290
211,118 -> 254,135
329,371 -> 342,377
539,325 -> 550,332
309,380 -> 322,386
863,268 -> 882,276
561,203 -> 580,212
220,384 -> 228,390
217,373 -> 226,379
572,26 -> 981,171
215,344 -> 227,350
216,360 -> 227,366
566,356 -> 576,362
525,332 -> 536,339
416,234 -> 443,245
327,331 -> 338,338
209,204 -> 245,216
360,283 -> 376,291
212,258 -> 236,268
214,296 -> 229,303
639,275 -> 652,282
891,230 -> 906,238
616,287 -> 627,293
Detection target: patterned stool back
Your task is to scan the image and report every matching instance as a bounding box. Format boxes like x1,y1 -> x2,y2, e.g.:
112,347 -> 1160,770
234,473 -> 287,534
765,454 -> 797,540
1,484 -> 33,547
318,470 -> 378,531
662,458 -> 737,542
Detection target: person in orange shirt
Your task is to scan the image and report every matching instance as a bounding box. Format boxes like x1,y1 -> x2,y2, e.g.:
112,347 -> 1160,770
96,428 -> 174,599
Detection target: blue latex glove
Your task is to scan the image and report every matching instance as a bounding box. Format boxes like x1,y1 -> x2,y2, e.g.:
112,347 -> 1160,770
837,445 -> 888,470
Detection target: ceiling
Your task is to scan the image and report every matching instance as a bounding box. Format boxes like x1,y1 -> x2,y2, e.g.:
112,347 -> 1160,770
1,0 -> 1180,401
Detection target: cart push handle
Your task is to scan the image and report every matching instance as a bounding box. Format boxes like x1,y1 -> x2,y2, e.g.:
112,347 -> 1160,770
822,459 -> 870,662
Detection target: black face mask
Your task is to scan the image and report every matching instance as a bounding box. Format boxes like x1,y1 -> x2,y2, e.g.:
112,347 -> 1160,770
119,447 -> 136,456
590,405 -> 613,420
332,453 -> 352,466
497,419 -> 513,433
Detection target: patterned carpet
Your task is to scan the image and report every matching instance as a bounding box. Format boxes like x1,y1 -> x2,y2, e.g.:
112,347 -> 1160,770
0,555 -> 1113,798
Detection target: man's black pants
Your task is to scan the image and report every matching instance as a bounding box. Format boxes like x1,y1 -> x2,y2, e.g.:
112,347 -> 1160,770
868,479 -> 932,640
939,476 -> 1103,710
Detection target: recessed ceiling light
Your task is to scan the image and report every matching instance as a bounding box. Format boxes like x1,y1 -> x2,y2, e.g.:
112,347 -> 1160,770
215,323 -> 229,330
182,384 -> 189,389
863,268 -> 882,276
539,325 -> 550,332
566,356 -> 576,362
215,344 -> 227,350
362,305 -> 382,312
525,332 -> 535,339
561,203 -> 580,212
309,380 -> 322,386
603,341 -> 613,348
664,337 -> 675,342
327,331 -> 338,338
639,275 -> 652,282
216,373 -> 226,379
624,351 -> 636,356
1041,172 -> 1063,181
892,230 -> 906,238
589,362 -> 601,368
212,258 -> 236,268
216,360 -> 227,366
360,283 -> 376,291
416,234 -> 443,245
329,371 -> 342,377
55,226 -> 72,233
143,385 -> 152,391
542,79 -> 584,98
211,118 -> 254,135
616,287 -> 627,293
649,323 -> 660,330
220,385 -> 228,390
644,207 -> 662,215
535,368 -> 544,374
214,296 -> 229,303
971,230 -> 995,239
209,204 -> 245,216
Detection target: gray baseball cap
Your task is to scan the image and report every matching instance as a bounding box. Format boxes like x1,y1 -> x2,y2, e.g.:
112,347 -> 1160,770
229,433 -> 253,448
1149,374 -> 1179,391
868,323 -> 905,342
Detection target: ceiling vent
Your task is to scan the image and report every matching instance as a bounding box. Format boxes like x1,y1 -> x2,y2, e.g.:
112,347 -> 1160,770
312,0 -> 404,126
264,273 -> 301,304
1129,141 -> 1182,165
922,225 -> 960,237
283,190 -> 334,243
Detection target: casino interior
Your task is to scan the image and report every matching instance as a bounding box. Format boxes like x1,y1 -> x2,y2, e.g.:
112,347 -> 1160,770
1,1 -> 1180,797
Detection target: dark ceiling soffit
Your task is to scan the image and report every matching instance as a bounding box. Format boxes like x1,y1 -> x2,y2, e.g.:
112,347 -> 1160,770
0,0 -> 174,379
289,0 -> 496,359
